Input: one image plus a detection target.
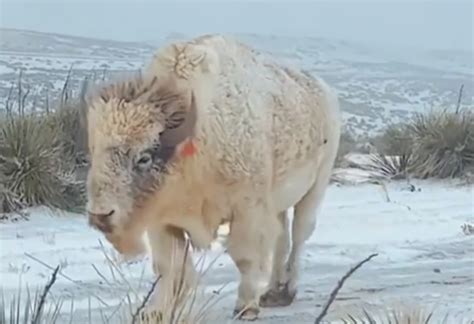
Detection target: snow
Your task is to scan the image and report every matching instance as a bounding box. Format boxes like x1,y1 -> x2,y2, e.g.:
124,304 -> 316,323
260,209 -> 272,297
0,53 -> 145,73
1,179 -> 473,323
0,65 -> 15,74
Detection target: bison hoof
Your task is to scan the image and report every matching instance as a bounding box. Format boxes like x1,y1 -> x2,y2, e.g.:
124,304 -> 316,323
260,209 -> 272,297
259,283 -> 296,308
233,306 -> 259,321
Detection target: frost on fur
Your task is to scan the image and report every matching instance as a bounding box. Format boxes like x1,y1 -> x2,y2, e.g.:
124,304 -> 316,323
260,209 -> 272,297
84,34 -> 341,320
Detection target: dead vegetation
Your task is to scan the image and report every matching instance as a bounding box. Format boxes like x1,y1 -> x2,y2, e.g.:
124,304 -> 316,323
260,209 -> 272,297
370,108 -> 474,180
0,72 -> 88,214
461,223 -> 474,236
2,243 -> 229,324
368,85 -> 474,180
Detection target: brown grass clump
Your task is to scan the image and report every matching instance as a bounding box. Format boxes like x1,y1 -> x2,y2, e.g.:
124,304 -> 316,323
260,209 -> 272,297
408,109 -> 474,179
372,108 -> 474,180
336,129 -> 358,167
0,110 -> 84,213
337,303 -> 471,324
0,73 -> 87,214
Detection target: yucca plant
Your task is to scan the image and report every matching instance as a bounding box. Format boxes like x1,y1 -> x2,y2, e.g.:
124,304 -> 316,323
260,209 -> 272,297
369,154 -> 411,180
0,109 -> 84,213
371,123 -> 414,179
0,184 -> 25,216
372,107 -> 474,180
0,71 -> 87,214
408,109 -> 474,179
375,123 -> 414,157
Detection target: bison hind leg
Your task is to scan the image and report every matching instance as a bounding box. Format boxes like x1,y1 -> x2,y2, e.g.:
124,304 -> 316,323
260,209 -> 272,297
259,210 -> 295,308
261,169 -> 331,308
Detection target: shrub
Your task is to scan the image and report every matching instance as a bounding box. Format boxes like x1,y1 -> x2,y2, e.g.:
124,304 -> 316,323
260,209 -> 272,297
336,129 -> 357,167
0,72 -> 89,214
45,77 -> 89,166
372,108 -> 474,179
0,111 -> 85,213
0,182 -> 25,215
408,109 -> 474,179
374,123 -> 413,158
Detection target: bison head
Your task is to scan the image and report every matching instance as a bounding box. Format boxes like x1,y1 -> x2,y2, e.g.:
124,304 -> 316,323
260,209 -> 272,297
83,75 -> 197,256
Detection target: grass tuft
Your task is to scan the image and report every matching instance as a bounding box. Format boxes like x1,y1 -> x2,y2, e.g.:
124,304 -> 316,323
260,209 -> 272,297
372,108 -> 474,180
0,111 -> 85,213
0,72 -> 88,214
338,303 -> 472,324
408,109 -> 474,179
336,130 -> 356,167
3,246 -> 225,324
1,266 -> 64,324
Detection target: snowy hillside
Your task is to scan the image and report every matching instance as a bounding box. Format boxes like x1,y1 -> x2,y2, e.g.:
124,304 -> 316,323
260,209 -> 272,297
0,28 -> 473,136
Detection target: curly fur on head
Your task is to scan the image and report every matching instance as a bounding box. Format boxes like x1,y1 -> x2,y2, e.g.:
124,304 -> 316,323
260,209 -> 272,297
87,74 -> 196,144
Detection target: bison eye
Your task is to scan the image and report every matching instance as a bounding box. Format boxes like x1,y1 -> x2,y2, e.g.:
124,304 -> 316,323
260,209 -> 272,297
135,152 -> 153,171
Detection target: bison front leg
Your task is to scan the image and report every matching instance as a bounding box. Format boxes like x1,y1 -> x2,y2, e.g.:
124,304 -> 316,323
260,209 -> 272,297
228,198 -> 278,321
144,225 -> 197,320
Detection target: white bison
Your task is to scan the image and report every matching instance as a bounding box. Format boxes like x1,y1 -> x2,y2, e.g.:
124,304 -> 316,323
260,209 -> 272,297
84,34 -> 341,320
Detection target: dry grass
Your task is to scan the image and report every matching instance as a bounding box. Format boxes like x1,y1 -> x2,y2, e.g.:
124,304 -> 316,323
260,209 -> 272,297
315,253 -> 378,324
337,301 -> 472,324
336,129 -> 363,167
374,123 -> 414,158
0,73 -> 87,214
45,73 -> 89,166
4,242 -> 227,324
408,109 -> 474,179
1,266 -> 61,324
372,108 -> 474,180
0,111 -> 84,213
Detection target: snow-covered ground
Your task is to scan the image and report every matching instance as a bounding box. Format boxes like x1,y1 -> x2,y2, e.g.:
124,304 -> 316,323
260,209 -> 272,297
1,179 -> 473,323
1,29 -> 473,139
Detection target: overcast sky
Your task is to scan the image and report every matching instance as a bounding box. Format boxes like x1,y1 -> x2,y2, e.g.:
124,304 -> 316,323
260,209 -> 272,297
0,0 -> 472,51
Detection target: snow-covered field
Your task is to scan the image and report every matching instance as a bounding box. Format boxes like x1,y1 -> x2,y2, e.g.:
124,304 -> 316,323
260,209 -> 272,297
1,177 -> 473,323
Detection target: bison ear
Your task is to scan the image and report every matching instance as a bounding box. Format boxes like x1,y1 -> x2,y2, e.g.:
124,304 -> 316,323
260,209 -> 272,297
159,91 -> 197,148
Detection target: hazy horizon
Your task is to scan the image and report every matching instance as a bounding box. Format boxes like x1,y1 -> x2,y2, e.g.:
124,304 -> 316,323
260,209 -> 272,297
0,0 -> 472,52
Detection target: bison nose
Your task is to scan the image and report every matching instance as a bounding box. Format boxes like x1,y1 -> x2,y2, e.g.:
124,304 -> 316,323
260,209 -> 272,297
87,209 -> 115,233
87,209 -> 115,220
